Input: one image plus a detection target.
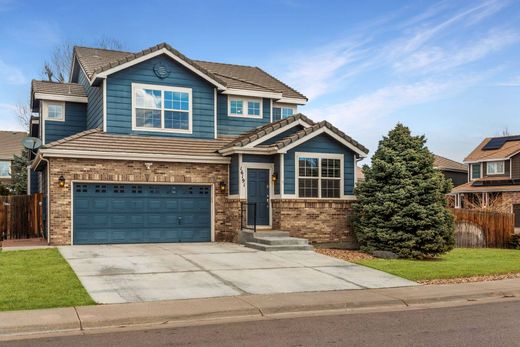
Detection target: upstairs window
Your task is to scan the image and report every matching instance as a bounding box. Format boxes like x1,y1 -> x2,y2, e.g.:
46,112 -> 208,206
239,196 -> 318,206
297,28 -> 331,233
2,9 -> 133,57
470,163 -> 481,180
132,83 -> 192,133
487,161 -> 505,175
0,161 -> 10,178
272,105 -> 295,121
45,102 -> 65,121
228,97 -> 262,118
297,154 -> 343,198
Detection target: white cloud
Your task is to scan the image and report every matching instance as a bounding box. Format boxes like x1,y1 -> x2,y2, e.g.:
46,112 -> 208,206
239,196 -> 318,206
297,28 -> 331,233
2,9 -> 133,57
0,59 -> 25,85
393,29 -> 520,74
276,0 -> 516,101
305,77 -> 478,128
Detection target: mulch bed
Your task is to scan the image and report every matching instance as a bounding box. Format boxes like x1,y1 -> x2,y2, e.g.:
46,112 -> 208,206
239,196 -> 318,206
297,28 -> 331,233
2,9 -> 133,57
315,248 -> 375,261
418,273 -> 520,285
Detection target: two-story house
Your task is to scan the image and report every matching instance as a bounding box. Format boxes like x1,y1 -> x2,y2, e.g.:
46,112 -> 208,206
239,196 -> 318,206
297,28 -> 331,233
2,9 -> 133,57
28,43 -> 368,246
452,135 -> 520,230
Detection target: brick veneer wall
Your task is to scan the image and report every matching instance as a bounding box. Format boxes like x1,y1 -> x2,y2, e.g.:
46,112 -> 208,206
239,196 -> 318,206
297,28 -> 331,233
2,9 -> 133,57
499,192 -> 520,213
271,199 -> 356,244
47,157 -> 234,245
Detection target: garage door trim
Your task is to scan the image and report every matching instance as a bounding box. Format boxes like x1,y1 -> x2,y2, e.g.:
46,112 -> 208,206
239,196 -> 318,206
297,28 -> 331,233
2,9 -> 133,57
70,180 -> 215,245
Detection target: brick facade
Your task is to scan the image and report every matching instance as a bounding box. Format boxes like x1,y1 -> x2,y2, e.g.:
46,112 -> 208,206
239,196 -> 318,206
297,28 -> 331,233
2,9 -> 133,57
271,199 -> 356,244
46,157 -> 356,245
47,157 -> 234,245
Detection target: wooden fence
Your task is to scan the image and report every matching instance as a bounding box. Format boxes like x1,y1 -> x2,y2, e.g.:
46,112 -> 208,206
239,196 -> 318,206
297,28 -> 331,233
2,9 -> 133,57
450,208 -> 514,248
0,193 -> 43,240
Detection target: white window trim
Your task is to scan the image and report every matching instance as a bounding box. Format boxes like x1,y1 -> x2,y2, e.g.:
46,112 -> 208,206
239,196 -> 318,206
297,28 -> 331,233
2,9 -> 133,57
470,163 -> 481,181
42,100 -> 65,122
0,160 -> 11,178
486,161 -> 505,175
272,103 -> 297,120
131,83 -> 193,134
228,96 -> 263,119
295,152 -> 344,199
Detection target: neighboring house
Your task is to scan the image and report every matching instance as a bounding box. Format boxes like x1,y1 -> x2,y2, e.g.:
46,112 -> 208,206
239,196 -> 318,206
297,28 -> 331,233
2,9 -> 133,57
28,43 -> 369,246
452,135 -> 520,230
0,131 -> 27,187
434,155 -> 468,187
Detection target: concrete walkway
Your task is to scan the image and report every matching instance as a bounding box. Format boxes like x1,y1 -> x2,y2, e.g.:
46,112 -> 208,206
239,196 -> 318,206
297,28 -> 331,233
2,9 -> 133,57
1,278 -> 519,338
58,243 -> 416,304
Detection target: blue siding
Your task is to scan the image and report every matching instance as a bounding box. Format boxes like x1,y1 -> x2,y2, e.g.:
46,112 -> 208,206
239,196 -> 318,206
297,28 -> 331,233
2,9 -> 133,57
28,169 -> 39,195
78,68 -> 103,129
217,96 -> 271,135
44,102 -> 87,144
243,154 -> 274,163
229,154 -> 239,195
105,55 -> 215,138
261,124 -> 305,145
284,134 -> 356,195
274,154 -> 280,194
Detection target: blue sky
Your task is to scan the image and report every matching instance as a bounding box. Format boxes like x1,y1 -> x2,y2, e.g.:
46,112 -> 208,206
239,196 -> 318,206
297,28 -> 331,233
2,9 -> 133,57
0,0 -> 519,162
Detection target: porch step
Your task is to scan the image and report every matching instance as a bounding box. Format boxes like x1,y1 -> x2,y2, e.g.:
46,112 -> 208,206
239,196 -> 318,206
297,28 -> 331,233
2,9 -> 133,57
253,236 -> 309,246
244,242 -> 314,252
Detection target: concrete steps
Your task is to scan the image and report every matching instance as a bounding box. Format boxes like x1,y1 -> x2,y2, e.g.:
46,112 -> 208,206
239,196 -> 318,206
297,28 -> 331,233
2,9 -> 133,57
239,230 -> 313,251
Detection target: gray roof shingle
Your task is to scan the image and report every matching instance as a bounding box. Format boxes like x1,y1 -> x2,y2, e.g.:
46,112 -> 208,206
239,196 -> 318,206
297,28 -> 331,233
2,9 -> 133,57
31,80 -> 87,98
74,43 -> 307,100
434,155 -> 467,172
43,128 -> 236,160
221,114 -> 369,156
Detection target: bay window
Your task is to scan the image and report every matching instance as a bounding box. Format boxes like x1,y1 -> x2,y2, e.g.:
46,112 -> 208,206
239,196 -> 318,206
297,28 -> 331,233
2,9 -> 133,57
132,83 -> 192,133
297,154 -> 343,198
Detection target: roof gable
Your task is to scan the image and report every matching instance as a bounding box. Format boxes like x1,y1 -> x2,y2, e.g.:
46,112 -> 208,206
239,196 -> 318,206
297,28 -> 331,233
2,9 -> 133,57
73,43 -> 307,101
464,136 -> 520,162
220,114 -> 369,157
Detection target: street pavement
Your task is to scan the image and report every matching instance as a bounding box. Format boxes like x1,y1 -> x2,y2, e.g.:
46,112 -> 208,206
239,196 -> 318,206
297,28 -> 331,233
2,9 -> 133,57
4,299 -> 520,346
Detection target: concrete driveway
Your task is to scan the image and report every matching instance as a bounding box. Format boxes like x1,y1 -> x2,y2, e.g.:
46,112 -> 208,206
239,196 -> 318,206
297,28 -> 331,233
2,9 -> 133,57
59,243 -> 416,304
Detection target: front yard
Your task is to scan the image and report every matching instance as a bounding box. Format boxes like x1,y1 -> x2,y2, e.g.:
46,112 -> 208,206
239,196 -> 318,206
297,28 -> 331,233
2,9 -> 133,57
0,248 -> 94,311
318,248 -> 520,284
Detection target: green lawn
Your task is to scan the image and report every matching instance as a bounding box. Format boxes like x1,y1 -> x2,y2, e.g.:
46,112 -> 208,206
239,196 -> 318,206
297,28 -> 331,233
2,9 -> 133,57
0,248 -> 94,311
354,248 -> 520,281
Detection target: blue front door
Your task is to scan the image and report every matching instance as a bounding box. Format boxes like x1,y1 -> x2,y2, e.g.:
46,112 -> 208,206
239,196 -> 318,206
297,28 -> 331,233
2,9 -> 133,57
73,183 -> 211,244
247,169 -> 270,226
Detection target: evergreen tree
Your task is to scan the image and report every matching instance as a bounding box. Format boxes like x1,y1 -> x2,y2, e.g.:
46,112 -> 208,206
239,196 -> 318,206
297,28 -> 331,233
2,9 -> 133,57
354,124 -> 454,259
9,149 -> 29,195
0,182 -> 10,196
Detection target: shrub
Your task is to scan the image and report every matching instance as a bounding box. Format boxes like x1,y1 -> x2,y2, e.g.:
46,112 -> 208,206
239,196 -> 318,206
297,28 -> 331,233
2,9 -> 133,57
509,234 -> 520,250
353,123 -> 455,259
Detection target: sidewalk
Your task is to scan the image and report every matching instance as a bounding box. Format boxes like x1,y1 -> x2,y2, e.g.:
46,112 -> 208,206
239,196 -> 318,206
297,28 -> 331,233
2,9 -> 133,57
1,278 -> 519,338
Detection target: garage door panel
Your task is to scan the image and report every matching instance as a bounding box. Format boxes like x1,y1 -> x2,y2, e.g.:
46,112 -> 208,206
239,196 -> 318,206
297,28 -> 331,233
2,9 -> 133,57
73,183 -> 211,245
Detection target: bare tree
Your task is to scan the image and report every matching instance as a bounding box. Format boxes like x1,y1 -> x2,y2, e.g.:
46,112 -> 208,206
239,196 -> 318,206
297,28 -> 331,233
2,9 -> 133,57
501,127 -> 511,136
42,37 -> 124,83
14,103 -> 33,131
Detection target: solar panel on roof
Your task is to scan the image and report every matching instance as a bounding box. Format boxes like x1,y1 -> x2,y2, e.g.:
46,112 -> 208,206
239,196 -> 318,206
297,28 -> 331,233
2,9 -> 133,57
482,135 -> 520,150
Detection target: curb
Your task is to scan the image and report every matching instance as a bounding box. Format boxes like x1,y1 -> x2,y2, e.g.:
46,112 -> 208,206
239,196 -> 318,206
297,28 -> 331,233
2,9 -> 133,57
1,279 -> 519,338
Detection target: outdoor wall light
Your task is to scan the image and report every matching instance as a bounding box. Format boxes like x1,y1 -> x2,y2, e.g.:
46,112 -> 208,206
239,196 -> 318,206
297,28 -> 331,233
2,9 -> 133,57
219,181 -> 227,193
272,173 -> 278,183
58,175 -> 65,188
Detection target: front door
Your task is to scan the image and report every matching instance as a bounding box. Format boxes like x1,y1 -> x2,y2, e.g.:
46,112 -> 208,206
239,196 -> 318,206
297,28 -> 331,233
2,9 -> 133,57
514,204 -> 520,228
247,168 -> 270,226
